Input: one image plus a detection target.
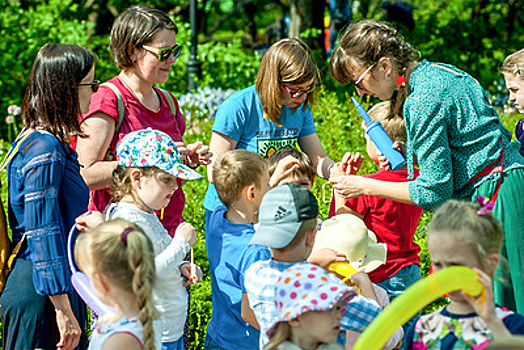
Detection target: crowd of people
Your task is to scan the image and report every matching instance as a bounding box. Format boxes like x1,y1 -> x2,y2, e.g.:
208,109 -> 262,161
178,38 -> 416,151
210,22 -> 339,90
1,4 -> 524,350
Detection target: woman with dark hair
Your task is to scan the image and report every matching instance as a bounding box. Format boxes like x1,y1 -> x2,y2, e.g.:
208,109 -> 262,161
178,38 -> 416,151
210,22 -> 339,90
329,19 -> 524,314
0,43 -> 96,349
76,5 -> 211,239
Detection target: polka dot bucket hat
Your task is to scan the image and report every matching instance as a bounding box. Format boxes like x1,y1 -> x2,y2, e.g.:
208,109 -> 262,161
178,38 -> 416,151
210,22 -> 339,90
267,263 -> 357,337
116,128 -> 202,181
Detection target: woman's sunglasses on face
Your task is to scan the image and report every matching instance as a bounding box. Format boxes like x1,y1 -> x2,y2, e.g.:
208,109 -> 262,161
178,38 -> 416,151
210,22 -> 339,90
79,80 -> 100,93
142,44 -> 183,62
282,80 -> 318,98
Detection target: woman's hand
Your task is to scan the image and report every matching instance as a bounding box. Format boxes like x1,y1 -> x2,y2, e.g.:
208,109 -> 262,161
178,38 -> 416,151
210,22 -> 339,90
55,309 -> 81,350
330,175 -> 369,199
184,141 -> 213,168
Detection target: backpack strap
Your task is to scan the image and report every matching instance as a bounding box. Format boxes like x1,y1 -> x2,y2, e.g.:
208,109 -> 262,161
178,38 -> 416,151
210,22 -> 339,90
101,83 -> 179,133
157,87 -> 179,120
100,82 -> 125,134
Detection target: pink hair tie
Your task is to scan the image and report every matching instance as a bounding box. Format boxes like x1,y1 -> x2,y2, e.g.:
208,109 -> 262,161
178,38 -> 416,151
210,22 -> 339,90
121,227 -> 134,246
475,195 -> 494,216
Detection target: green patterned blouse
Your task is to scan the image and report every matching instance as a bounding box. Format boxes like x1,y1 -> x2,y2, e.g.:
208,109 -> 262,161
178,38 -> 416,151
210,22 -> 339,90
404,60 -> 524,211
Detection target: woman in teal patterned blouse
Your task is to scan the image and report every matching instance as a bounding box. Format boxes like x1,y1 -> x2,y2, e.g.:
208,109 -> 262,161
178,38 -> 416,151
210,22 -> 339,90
329,19 -> 524,314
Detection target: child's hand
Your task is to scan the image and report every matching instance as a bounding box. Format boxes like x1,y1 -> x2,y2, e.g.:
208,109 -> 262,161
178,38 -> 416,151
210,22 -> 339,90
461,267 -> 497,322
75,211 -> 105,231
377,141 -> 405,171
340,152 -> 364,175
350,271 -> 372,288
308,248 -> 348,269
185,141 -> 213,167
181,263 -> 202,286
175,222 -> 197,246
269,155 -> 300,187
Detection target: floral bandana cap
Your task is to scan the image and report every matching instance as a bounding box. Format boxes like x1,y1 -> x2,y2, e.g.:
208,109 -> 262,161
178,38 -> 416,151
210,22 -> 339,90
267,263 -> 357,338
116,128 -> 202,181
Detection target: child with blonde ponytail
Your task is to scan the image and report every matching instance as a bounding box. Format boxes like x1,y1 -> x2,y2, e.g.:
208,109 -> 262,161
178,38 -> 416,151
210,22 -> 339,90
75,218 -> 161,350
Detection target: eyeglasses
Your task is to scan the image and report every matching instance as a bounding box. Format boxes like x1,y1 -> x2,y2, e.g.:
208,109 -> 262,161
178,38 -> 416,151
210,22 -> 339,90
282,81 -> 318,98
142,44 -> 182,62
79,80 -> 100,93
354,63 -> 376,90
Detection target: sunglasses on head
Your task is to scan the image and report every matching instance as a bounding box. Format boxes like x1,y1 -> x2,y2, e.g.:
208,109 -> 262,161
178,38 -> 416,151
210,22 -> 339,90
142,44 -> 182,62
281,80 -> 318,98
79,80 -> 100,93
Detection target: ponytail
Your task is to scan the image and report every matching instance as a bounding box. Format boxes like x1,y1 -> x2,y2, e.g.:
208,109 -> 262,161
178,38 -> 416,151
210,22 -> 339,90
126,227 -> 159,350
86,219 -> 159,349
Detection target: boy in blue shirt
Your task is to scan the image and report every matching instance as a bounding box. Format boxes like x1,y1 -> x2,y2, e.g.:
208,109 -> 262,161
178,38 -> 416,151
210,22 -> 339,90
204,149 -> 272,350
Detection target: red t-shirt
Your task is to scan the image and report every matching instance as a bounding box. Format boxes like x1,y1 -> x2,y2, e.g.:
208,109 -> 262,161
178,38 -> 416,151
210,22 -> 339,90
329,168 -> 424,283
78,76 -> 187,236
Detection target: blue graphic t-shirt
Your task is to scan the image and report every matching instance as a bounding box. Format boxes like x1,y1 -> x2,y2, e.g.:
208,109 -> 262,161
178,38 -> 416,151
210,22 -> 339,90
204,85 -> 317,211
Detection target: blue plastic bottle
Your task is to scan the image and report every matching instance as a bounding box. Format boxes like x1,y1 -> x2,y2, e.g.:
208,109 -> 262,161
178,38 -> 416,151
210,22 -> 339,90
351,97 -> 406,171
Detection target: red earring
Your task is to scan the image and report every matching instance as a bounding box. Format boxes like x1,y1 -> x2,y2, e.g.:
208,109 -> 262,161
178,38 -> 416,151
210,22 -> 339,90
397,76 -> 407,87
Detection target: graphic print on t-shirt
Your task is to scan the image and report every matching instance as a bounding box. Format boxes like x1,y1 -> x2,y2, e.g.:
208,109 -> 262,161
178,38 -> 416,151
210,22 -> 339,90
257,138 -> 297,159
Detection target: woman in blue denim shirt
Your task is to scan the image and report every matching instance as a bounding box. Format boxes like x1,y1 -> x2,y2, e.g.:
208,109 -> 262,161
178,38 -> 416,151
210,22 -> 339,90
0,44 -> 97,350
329,20 -> 524,316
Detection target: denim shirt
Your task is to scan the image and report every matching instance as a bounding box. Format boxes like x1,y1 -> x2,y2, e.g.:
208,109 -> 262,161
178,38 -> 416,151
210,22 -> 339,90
8,131 -> 88,296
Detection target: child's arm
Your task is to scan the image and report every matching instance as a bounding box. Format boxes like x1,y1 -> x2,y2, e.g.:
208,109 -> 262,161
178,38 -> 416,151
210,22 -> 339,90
101,332 -> 143,350
308,248 -> 348,269
350,271 -> 379,303
462,268 -> 511,339
269,155 -> 300,187
241,293 -> 260,330
155,223 -> 196,275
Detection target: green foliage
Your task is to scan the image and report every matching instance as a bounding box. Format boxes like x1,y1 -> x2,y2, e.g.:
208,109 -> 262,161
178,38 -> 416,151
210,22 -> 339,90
0,0 -> 90,135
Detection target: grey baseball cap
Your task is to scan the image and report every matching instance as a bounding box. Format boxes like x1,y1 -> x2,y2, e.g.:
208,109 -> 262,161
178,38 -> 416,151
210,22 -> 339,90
250,183 -> 319,249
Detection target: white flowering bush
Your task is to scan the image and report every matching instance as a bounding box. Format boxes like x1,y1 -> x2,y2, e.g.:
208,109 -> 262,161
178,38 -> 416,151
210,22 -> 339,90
6,104 -> 21,142
178,87 -> 236,121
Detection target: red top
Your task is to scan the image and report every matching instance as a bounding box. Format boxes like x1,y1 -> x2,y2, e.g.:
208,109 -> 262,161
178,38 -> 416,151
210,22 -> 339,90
329,168 -> 424,283
78,76 -> 186,236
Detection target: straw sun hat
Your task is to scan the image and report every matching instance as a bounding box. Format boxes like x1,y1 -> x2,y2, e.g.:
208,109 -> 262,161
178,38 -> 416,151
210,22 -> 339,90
313,214 -> 387,273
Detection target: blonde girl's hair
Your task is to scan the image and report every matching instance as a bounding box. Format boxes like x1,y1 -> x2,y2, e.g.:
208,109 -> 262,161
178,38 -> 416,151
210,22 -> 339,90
501,48 -> 524,80
264,322 -> 291,350
110,5 -> 178,70
256,38 -> 320,126
367,101 -> 407,143
329,19 -> 418,122
112,165 -> 160,203
428,200 -> 504,272
212,149 -> 268,208
77,219 -> 159,350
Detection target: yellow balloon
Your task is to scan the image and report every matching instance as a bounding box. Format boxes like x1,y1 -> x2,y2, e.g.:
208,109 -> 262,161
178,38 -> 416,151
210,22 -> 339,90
353,266 -> 484,350
328,262 -> 357,283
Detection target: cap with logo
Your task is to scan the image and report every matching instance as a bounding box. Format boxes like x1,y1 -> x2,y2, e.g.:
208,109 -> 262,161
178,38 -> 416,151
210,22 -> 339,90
250,183 -> 318,249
